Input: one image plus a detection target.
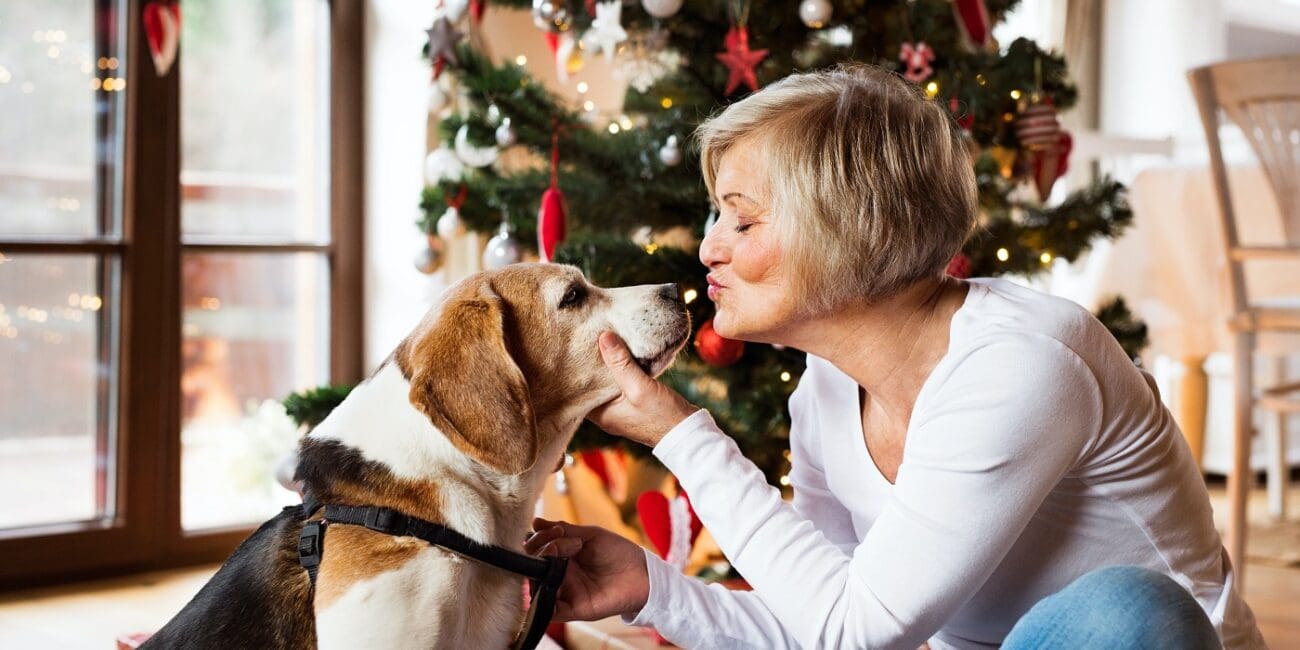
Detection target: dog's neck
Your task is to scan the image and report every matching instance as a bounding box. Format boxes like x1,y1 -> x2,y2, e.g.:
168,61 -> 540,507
304,363 -> 574,549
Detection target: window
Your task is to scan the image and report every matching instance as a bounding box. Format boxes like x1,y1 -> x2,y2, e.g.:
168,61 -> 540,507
0,0 -> 362,587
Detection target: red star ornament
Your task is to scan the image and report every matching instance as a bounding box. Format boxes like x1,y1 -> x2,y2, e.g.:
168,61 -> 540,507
716,26 -> 768,96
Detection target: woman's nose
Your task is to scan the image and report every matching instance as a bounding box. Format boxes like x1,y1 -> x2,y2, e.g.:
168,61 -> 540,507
699,222 -> 728,268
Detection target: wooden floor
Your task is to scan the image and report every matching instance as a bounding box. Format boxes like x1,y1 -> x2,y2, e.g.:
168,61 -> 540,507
0,561 -> 1295,648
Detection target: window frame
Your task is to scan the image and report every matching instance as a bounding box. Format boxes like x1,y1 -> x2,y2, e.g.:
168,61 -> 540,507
0,0 -> 364,589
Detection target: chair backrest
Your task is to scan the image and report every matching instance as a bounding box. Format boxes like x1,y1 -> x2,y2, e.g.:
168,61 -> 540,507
1188,56 -> 1300,313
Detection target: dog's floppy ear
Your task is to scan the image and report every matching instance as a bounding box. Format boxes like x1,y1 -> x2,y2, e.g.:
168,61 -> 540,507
403,286 -> 538,475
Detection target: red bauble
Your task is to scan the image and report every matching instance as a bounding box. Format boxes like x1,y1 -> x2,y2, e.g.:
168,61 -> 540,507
538,186 -> 567,262
945,252 -> 972,279
694,318 -> 745,366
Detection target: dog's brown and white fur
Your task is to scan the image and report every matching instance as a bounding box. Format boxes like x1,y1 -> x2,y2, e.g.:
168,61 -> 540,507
143,264 -> 689,649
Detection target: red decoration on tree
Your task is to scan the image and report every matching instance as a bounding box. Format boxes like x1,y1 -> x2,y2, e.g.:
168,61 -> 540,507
143,1 -> 181,77
470,0 -> 487,23
716,26 -> 768,96
1030,131 -> 1073,202
949,97 -> 974,131
945,252 -> 972,279
952,0 -> 991,48
898,41 -> 935,83
695,318 -> 745,366
1016,99 -> 1072,201
538,130 -> 567,262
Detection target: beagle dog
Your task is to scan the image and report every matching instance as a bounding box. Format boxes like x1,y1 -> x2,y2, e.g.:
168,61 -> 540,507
142,264 -> 690,649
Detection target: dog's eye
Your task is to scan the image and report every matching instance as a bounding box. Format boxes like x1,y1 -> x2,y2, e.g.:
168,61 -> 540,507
559,285 -> 585,309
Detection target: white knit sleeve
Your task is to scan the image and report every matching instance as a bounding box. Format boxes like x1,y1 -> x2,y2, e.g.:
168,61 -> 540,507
648,335 -> 1102,649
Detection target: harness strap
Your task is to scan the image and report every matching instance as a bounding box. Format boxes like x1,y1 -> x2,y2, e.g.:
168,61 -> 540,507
295,498 -> 567,650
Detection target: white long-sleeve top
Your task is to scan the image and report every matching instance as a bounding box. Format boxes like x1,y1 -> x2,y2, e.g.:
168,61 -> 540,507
625,278 -> 1264,649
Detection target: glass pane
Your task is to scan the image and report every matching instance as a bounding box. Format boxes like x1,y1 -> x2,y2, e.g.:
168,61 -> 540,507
181,252 -> 328,530
180,0 -> 330,243
0,2 -> 125,237
0,253 -> 117,529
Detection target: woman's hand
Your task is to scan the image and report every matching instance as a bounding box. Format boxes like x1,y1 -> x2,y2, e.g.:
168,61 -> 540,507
588,332 -> 700,447
524,517 -> 650,622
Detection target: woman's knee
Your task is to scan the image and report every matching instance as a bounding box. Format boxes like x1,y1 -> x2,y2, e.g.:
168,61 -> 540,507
1004,566 -> 1220,649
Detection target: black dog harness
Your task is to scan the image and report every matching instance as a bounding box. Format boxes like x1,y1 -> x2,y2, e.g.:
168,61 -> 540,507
297,495 -> 568,650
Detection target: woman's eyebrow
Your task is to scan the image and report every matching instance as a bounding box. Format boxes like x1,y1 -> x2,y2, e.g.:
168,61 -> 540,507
719,192 -> 757,205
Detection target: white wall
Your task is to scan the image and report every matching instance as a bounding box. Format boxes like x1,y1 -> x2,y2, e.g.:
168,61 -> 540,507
363,0 -> 445,369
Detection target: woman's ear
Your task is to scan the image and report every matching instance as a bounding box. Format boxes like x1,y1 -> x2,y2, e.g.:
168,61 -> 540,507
402,286 -> 538,475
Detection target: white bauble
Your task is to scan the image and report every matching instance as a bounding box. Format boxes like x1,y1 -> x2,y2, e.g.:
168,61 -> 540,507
424,147 -> 464,184
454,124 -> 499,168
435,207 -> 466,239
658,134 -> 682,166
483,225 -> 523,269
799,0 -> 832,28
427,84 -> 449,114
495,117 -> 518,148
641,0 -> 683,19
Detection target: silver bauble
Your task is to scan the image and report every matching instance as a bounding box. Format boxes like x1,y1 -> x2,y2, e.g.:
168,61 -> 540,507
798,0 -> 832,28
531,0 -> 571,32
495,117 -> 518,148
641,0 -> 683,18
413,246 -> 444,274
483,223 -> 524,270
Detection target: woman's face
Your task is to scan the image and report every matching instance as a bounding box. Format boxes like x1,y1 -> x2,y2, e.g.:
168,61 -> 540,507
699,139 -> 799,343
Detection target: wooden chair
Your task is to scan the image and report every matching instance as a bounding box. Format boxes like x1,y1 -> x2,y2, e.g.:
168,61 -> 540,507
1187,55 -> 1300,583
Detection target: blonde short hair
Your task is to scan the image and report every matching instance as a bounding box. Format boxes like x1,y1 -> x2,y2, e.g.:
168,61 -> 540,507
696,64 -> 977,312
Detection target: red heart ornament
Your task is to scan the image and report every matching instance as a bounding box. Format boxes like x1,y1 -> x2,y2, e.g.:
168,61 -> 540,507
637,490 -> 673,558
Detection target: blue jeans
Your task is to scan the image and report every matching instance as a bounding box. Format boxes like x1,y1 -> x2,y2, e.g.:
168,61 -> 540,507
1003,566 -> 1221,649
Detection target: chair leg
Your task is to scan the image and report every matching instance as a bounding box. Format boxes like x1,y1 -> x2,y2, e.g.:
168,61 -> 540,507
1266,355 -> 1287,519
1267,410 -> 1287,519
1225,334 -> 1254,588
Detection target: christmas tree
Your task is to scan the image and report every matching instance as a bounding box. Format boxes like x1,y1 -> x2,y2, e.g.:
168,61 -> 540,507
416,0 -> 1134,484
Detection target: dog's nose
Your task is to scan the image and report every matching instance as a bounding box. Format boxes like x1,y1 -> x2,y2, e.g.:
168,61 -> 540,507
658,283 -> 681,303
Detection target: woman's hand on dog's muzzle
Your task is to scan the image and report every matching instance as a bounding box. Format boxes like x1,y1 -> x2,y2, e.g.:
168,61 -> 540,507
587,332 -> 700,448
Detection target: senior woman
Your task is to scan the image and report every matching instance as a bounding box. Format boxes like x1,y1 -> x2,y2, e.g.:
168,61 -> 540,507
525,65 -> 1264,649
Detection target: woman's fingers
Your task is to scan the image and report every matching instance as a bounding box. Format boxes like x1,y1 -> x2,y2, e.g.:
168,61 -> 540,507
536,536 -> 583,558
598,332 -> 652,401
524,526 -> 561,555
